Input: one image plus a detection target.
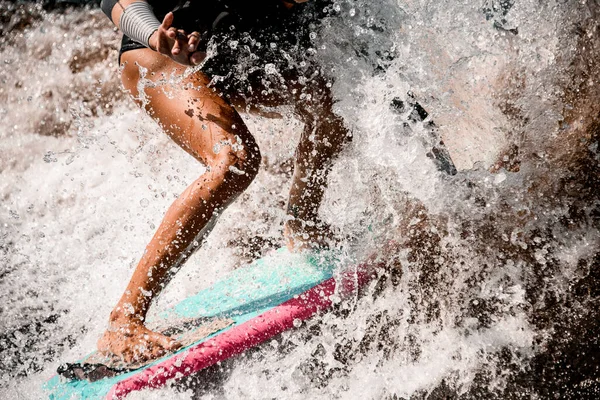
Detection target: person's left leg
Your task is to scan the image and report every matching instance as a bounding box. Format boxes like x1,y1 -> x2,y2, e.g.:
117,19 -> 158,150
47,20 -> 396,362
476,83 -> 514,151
213,66 -> 350,250
284,80 -> 350,249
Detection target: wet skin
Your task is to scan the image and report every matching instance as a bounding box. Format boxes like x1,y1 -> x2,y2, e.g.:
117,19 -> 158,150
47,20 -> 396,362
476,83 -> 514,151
98,4 -> 349,365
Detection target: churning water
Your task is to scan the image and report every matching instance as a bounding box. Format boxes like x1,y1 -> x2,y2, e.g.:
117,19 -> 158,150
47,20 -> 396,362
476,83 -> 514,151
1,0 -> 599,398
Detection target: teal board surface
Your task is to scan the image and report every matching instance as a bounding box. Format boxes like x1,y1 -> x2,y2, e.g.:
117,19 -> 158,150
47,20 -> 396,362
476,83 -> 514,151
45,248 -> 337,399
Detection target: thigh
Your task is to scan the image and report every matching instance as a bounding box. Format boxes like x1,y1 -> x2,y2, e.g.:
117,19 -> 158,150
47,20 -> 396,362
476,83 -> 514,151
120,49 -> 257,166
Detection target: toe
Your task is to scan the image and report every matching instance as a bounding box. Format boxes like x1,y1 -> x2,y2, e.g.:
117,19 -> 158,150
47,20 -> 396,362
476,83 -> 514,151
152,332 -> 181,351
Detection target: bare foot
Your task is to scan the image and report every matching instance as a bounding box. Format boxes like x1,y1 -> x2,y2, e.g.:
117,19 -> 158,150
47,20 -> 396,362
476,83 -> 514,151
97,319 -> 181,365
284,219 -> 335,251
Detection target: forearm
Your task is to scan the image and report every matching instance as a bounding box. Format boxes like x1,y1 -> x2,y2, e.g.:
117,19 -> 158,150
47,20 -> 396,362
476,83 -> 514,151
100,0 -> 160,49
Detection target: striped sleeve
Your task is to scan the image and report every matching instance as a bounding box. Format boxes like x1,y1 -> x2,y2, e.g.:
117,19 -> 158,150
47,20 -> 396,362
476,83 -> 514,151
119,2 -> 161,48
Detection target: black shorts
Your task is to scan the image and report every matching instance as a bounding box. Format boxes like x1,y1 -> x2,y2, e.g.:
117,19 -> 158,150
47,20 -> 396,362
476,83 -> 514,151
119,1 -> 332,95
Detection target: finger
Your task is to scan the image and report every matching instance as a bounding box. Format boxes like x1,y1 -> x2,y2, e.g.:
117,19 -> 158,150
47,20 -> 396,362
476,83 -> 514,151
176,29 -> 188,40
172,31 -> 189,56
187,31 -> 201,52
174,30 -> 188,54
162,12 -> 174,30
172,37 -> 182,55
156,17 -> 176,53
167,27 -> 177,40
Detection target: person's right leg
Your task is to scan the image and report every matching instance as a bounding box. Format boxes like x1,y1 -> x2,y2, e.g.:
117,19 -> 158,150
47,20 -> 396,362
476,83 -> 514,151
98,48 -> 261,364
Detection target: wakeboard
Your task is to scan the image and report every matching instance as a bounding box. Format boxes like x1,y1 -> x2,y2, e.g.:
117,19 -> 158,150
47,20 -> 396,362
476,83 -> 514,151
45,248 -> 379,399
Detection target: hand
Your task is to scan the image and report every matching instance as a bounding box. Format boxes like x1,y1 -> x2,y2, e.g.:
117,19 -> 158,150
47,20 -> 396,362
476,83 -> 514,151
149,12 -> 206,66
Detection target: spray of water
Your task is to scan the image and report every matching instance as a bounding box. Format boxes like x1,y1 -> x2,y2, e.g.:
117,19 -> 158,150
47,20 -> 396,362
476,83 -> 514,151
1,0 -> 599,398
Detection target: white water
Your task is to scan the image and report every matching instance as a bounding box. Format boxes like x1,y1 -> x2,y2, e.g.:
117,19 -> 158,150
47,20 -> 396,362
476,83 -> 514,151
1,1 -> 599,398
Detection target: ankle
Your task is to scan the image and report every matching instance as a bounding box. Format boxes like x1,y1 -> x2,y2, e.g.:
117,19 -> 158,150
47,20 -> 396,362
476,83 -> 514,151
285,217 -> 328,232
108,308 -> 144,328
284,218 -> 334,251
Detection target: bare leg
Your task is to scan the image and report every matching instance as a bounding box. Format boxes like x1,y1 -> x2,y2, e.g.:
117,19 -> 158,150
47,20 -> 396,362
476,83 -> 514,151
212,73 -> 350,250
284,82 -> 350,250
98,48 -> 261,364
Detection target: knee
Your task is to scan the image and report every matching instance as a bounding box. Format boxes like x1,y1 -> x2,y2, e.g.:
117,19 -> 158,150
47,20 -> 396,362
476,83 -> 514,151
295,110 -> 349,169
210,137 -> 261,190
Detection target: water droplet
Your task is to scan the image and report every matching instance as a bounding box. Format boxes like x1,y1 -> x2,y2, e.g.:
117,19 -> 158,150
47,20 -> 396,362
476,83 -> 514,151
265,63 -> 278,75
43,151 -> 57,163
228,165 -> 246,175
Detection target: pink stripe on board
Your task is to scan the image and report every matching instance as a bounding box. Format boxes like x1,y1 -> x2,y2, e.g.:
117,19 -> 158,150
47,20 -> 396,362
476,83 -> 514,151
107,263 -> 379,399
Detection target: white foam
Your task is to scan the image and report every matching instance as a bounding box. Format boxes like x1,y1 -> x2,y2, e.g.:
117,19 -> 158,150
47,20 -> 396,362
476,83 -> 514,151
1,1 -> 598,398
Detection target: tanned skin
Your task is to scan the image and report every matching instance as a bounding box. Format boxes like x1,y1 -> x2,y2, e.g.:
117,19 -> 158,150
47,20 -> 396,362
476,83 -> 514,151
98,0 -> 348,364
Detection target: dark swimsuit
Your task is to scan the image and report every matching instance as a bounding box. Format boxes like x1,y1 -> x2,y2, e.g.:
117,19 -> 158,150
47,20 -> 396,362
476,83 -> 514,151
119,0 -> 333,96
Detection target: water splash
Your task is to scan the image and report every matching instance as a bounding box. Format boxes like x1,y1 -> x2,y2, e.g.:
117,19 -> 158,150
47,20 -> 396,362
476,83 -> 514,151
1,0 -> 599,398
